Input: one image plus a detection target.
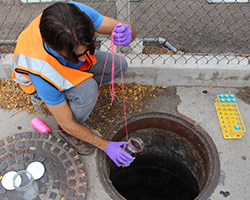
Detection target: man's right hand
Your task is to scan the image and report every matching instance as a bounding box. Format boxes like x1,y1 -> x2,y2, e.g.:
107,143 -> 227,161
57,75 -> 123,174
104,141 -> 134,167
113,23 -> 132,47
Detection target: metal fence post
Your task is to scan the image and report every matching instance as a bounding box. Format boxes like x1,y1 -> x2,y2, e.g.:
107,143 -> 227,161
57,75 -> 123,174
116,0 -> 130,22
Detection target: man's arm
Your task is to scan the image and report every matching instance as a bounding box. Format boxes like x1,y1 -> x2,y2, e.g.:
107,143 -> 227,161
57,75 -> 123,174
96,16 -> 136,41
46,100 -> 109,151
46,100 -> 134,167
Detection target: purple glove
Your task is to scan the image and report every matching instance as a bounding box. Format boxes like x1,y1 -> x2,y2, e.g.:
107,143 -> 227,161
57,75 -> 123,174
104,141 -> 134,167
113,23 -> 132,47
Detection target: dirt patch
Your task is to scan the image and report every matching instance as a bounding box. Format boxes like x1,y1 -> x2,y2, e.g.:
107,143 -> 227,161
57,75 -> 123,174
237,86 -> 250,105
0,79 -> 178,134
0,44 -> 16,54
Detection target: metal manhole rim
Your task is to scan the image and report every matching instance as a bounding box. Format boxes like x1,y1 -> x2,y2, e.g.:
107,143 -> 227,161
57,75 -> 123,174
96,112 -> 220,200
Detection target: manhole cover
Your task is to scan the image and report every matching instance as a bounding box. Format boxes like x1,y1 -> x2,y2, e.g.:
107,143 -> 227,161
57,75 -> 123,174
0,132 -> 87,200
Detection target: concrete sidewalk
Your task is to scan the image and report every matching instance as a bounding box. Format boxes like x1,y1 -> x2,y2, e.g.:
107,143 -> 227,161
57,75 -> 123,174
1,86 -> 250,199
177,87 -> 250,200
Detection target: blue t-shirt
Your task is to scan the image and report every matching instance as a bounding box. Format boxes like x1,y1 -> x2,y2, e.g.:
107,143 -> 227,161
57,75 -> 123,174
29,1 -> 103,105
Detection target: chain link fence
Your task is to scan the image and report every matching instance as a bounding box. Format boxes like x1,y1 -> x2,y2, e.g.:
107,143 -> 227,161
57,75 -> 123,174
0,0 -> 250,65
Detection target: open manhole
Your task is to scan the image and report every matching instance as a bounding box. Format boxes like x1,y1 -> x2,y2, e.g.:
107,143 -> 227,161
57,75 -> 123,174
96,112 -> 220,200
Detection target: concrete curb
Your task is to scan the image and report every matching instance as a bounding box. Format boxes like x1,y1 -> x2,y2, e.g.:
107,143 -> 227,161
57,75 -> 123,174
1,52 -> 250,87
0,54 -> 13,80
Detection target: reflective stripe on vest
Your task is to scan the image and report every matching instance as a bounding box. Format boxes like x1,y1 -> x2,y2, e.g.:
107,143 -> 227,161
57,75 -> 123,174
14,54 -> 74,90
13,59 -> 31,86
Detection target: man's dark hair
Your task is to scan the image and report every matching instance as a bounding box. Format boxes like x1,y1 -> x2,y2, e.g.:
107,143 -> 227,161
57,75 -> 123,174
40,2 -> 96,63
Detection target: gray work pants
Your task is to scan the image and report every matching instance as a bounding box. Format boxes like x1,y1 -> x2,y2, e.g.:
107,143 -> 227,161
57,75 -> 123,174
64,50 -> 128,125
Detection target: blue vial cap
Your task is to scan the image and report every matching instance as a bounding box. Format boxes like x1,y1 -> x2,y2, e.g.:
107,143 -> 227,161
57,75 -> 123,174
234,125 -> 240,130
224,94 -> 229,98
220,98 -> 225,103
231,98 -> 236,103
226,98 -> 231,103
219,94 -> 224,98
230,94 -> 235,98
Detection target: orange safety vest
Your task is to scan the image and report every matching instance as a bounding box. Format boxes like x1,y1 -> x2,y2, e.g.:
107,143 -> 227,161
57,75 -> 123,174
12,14 -> 97,94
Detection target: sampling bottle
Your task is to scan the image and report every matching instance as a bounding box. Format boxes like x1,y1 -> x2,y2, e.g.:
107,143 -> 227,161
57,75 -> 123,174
120,136 -> 144,167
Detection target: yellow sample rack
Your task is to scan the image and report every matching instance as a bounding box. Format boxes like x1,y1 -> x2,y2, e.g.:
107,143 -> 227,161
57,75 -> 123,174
214,95 -> 246,139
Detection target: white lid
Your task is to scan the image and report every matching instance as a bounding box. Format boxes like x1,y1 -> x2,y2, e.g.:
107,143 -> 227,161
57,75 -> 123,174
1,171 -> 17,190
26,161 -> 45,180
